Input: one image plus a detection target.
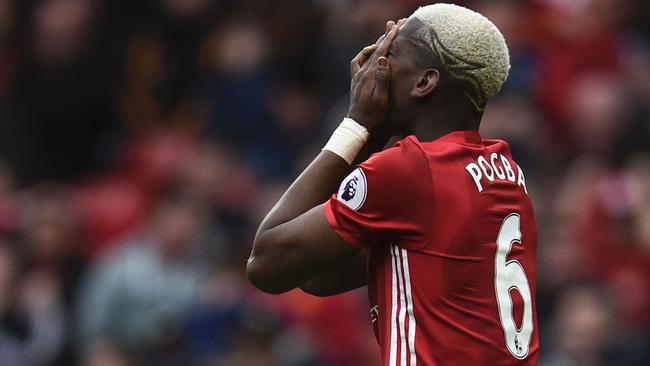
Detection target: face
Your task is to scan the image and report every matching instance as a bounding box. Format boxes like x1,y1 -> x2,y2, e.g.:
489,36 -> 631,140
384,18 -> 436,133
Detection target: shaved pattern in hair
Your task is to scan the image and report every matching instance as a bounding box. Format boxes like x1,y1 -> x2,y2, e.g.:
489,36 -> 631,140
409,3 -> 510,111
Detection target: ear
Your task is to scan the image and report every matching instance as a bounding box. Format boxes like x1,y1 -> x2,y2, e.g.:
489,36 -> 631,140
410,69 -> 439,98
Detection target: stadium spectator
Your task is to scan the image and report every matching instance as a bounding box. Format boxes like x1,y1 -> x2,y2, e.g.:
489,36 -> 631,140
76,190 -> 210,355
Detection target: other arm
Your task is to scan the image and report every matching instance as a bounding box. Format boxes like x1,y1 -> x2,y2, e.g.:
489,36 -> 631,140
247,22 -> 400,294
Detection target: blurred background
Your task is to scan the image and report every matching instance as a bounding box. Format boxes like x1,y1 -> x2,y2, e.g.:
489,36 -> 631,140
0,0 -> 648,365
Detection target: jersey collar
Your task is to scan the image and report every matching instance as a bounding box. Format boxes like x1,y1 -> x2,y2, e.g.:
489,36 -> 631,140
433,130 -> 483,145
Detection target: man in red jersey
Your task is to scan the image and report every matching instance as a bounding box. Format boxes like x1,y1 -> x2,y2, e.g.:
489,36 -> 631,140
247,3 -> 538,365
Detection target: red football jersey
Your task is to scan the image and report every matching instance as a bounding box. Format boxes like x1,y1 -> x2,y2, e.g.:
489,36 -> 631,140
324,131 -> 539,365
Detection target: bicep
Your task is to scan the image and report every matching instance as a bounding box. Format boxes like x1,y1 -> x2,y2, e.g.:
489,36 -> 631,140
248,203 -> 359,294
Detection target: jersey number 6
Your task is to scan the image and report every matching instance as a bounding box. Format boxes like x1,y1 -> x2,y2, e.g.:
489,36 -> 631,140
494,213 -> 533,359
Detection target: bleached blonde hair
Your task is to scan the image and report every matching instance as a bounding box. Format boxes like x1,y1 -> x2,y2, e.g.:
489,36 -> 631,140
409,3 -> 510,111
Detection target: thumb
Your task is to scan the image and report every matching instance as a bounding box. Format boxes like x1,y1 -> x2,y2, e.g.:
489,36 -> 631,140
374,57 -> 390,98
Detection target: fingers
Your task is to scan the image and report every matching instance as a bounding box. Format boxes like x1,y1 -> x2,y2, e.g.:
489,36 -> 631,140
374,20 -> 397,46
375,24 -> 399,59
373,56 -> 390,99
386,20 -> 396,34
350,44 -> 379,76
371,21 -> 402,99
351,19 -> 402,77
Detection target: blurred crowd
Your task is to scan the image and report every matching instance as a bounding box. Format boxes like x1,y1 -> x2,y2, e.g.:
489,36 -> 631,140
0,0 -> 648,365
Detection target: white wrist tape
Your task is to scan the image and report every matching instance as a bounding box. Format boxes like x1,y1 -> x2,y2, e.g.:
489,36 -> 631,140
323,118 -> 370,165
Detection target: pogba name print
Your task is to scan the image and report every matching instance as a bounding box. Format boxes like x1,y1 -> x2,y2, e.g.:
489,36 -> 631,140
464,153 -> 528,194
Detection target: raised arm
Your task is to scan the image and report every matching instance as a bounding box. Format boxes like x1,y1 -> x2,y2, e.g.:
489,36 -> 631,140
246,21 -> 401,294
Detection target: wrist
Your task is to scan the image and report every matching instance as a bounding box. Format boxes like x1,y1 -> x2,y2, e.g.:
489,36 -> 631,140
346,111 -> 369,130
323,118 -> 370,165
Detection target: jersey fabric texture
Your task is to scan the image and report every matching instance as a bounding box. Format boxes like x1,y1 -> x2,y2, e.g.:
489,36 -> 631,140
323,131 -> 539,365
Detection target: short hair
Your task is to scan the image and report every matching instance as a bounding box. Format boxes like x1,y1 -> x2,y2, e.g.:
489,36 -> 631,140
408,3 -> 510,111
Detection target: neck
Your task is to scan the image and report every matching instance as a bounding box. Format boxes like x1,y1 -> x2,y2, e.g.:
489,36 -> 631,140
411,103 -> 482,142
404,93 -> 483,141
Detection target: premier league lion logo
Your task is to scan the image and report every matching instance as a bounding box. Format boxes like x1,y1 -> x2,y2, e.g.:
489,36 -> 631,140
337,168 -> 366,210
341,176 -> 358,201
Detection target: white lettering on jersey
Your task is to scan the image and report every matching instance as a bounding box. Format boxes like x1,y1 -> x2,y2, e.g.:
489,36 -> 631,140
465,153 -> 528,194
501,154 -> 516,182
370,305 -> 379,324
477,155 -> 494,182
516,164 -> 528,194
491,153 -> 506,179
465,163 -> 484,192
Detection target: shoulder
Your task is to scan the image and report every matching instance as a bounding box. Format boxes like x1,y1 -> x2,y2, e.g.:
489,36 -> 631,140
327,136 -> 435,247
335,136 -> 431,211
370,135 -> 426,161
362,136 -> 429,177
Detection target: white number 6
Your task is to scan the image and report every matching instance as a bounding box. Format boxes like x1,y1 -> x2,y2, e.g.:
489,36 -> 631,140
495,213 -> 533,359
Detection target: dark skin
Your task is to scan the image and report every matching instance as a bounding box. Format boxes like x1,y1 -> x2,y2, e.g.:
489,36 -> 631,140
247,18 -> 482,295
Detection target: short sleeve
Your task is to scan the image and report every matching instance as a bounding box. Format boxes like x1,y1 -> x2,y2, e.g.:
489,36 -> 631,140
323,136 -> 434,249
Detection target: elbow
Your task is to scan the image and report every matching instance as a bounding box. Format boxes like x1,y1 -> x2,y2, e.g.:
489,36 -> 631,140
246,256 -> 289,294
298,282 -> 330,297
246,235 -> 295,294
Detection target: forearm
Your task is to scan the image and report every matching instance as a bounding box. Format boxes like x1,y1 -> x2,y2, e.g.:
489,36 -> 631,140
248,129 -> 391,293
247,20 -> 401,295
257,151 -> 350,234
257,130 -> 391,233
248,151 -> 351,294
